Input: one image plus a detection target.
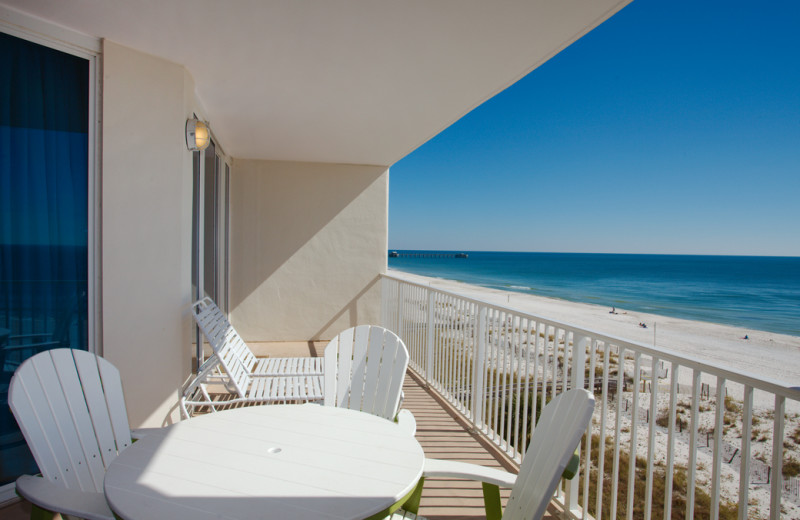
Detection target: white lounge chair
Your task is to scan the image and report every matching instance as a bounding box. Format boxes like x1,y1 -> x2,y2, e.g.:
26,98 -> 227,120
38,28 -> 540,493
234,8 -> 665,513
324,325 -> 412,425
392,388 -> 595,520
181,297 -> 324,417
9,348 -> 142,520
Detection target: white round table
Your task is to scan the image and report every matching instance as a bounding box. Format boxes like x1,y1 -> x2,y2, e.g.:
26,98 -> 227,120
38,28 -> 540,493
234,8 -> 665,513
104,404 -> 424,520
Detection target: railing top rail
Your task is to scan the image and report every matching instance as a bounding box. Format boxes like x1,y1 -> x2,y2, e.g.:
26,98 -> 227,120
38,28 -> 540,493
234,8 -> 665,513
382,273 -> 800,401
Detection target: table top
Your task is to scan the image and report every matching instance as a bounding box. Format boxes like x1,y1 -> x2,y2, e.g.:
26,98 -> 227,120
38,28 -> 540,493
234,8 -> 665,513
104,404 -> 424,520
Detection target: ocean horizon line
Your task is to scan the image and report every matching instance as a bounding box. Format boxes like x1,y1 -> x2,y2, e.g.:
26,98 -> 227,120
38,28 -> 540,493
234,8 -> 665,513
388,249 -> 800,259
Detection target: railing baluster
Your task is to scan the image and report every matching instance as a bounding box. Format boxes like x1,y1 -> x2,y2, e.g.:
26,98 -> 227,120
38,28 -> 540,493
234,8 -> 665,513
461,300 -> 471,415
494,309 -> 501,436
445,294 -> 451,394
552,325 -> 558,399
582,338 -> 597,517
473,305 -> 487,431
513,317 -> 527,457
771,394 -> 785,520
440,294 -> 446,391
627,352 -> 642,520
596,342 -> 611,520
688,369 -> 702,520
645,355 -> 660,520
454,298 -> 463,411
451,296 -> 458,404
397,282 -> 405,351
530,321 -> 542,445
711,377 -> 726,520
426,290 -> 435,382
565,335 -> 587,516
521,319 -> 533,460
449,295 -> 456,399
552,327 -> 560,399
665,363 -> 680,520
434,291 -> 442,390
499,312 -> 508,450
542,325 -> 550,404
610,346 -> 625,520
738,385 -> 753,520
492,309 -> 501,443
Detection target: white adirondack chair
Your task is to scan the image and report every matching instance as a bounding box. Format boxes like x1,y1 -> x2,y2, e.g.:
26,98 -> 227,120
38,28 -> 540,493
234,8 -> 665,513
8,348 -> 135,520
391,388 -> 595,520
323,325 -> 410,423
181,297 -> 325,417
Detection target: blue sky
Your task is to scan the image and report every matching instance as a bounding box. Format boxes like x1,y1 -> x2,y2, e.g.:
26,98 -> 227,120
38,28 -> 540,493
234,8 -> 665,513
388,1 -> 800,256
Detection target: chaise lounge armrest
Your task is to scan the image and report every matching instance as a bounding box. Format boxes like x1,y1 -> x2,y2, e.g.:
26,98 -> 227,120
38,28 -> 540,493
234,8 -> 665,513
15,474 -> 114,520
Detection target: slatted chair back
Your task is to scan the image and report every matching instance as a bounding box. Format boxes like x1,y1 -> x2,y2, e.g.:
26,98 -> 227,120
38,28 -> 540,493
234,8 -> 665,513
192,297 -> 254,397
323,325 -> 409,421
8,348 -> 132,494
503,388 -> 595,520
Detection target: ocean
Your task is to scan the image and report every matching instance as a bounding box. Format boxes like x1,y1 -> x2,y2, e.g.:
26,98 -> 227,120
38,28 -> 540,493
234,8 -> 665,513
387,251 -> 800,337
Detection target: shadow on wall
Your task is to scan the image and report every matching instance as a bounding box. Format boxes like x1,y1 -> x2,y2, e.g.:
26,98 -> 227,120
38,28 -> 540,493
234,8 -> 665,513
228,160 -> 388,341
311,275 -> 380,340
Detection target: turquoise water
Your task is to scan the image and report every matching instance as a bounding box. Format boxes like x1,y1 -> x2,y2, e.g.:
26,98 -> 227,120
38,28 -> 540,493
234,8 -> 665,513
388,252 -> 800,337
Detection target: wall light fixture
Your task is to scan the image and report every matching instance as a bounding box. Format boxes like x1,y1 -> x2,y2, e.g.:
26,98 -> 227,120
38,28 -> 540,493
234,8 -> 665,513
185,118 -> 211,151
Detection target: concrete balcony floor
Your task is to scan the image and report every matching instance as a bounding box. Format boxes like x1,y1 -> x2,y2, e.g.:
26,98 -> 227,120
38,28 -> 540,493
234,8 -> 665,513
0,343 -> 565,519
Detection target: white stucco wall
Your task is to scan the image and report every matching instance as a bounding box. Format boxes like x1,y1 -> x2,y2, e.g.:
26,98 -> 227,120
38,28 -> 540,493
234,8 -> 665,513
101,40 -> 195,427
229,160 -> 388,342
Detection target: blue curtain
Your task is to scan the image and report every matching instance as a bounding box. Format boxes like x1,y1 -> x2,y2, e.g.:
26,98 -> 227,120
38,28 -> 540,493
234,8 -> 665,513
0,32 -> 89,486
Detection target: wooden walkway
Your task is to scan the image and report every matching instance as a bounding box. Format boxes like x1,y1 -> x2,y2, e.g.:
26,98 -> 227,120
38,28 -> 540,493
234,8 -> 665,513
0,367 -> 565,519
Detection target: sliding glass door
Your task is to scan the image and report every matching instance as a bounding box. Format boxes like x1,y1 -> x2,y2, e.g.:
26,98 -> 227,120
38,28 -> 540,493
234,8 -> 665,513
0,32 -> 91,485
192,138 -> 230,363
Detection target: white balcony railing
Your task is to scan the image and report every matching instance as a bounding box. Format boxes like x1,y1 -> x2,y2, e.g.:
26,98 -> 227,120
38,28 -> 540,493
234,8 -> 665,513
381,273 -> 800,520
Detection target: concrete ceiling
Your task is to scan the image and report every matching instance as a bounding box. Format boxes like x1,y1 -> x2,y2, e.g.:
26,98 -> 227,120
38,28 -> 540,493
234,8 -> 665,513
3,0 -> 631,165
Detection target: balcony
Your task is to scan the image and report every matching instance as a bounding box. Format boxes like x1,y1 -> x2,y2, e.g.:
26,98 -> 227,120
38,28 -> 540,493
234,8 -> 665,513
3,274 -> 799,519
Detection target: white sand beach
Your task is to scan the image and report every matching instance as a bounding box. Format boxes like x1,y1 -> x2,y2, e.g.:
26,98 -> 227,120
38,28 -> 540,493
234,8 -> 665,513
389,269 -> 800,410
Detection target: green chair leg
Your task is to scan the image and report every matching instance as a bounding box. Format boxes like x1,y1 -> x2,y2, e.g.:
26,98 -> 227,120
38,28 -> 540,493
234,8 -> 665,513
561,450 -> 580,480
30,505 -> 56,520
482,482 -> 503,520
362,477 -> 426,520
402,477 -> 426,515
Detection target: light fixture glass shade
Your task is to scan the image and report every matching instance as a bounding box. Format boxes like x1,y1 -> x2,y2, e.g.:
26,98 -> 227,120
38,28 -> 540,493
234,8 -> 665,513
186,118 -> 211,151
